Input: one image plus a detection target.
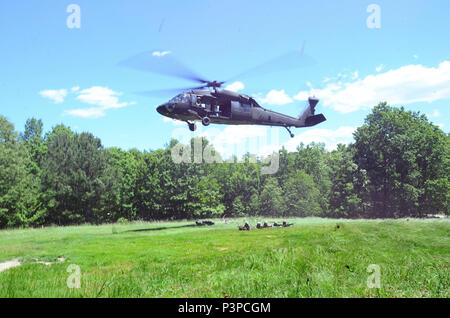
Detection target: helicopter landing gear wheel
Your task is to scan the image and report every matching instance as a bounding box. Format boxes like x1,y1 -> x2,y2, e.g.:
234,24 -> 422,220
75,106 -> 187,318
188,122 -> 196,132
284,126 -> 294,138
201,116 -> 211,126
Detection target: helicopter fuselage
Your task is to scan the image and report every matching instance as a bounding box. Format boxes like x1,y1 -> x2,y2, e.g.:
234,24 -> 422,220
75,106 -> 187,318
157,89 -> 326,135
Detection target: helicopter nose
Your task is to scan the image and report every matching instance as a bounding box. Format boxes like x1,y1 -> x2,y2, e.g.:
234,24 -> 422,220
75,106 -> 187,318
156,104 -> 166,115
157,103 -> 175,115
166,103 -> 175,112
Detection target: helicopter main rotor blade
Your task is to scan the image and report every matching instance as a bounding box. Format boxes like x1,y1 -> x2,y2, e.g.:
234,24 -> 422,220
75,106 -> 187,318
226,45 -> 316,83
118,50 -> 209,84
135,86 -> 206,98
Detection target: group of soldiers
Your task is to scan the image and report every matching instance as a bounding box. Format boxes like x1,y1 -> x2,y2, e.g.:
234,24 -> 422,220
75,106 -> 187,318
238,220 -> 293,231
194,219 -> 293,230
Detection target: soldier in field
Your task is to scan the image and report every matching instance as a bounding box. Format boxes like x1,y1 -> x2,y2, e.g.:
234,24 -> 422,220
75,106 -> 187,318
263,221 -> 271,228
239,221 -> 251,231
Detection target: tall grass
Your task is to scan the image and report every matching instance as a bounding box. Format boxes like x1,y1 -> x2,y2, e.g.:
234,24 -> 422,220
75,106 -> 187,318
0,218 -> 448,297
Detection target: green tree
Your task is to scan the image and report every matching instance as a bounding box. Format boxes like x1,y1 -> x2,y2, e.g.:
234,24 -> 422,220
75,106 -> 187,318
210,151 -> 260,217
353,103 -> 449,217
328,144 -> 368,218
135,138 -> 225,220
41,127 -> 119,225
258,177 -> 285,216
20,118 -> 47,177
293,142 -> 332,213
0,116 -> 44,228
283,170 -> 321,217
106,147 -> 139,221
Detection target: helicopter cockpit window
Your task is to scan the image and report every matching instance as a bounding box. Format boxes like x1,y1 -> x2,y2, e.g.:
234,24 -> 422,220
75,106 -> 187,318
169,93 -> 190,103
183,94 -> 191,103
169,94 -> 180,103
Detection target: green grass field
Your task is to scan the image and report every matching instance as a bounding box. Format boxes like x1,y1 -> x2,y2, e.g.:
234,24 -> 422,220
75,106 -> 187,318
0,218 -> 448,298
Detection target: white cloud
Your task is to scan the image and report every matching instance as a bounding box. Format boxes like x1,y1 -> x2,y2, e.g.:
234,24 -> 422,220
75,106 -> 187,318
64,107 -> 106,118
76,86 -> 132,109
162,117 -> 185,125
67,86 -> 135,118
195,125 -> 273,159
293,91 -> 310,101
294,61 -> 450,113
321,71 -> 358,84
282,126 -> 356,152
376,64 -> 384,72
337,73 -> 347,80
40,86 -> 136,118
194,125 -> 355,159
257,89 -> 293,105
225,81 -> 245,92
152,50 -> 171,57
208,125 -> 268,145
426,109 -> 441,119
39,89 -> 67,104
413,54 -> 419,60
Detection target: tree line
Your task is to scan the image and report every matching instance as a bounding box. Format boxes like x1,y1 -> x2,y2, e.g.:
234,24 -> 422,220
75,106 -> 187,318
0,103 -> 448,228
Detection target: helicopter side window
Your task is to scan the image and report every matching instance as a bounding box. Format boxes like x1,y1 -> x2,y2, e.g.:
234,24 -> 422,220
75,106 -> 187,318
242,103 -> 251,112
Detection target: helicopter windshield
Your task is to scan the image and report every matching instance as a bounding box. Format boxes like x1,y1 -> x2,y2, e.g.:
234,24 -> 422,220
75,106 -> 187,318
169,93 -> 190,103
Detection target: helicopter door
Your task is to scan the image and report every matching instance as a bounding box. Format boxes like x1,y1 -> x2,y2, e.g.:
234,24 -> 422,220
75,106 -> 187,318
220,101 -> 232,118
231,101 -> 251,120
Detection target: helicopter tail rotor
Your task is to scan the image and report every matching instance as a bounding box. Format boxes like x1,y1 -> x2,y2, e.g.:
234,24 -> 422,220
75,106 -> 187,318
298,97 -> 326,127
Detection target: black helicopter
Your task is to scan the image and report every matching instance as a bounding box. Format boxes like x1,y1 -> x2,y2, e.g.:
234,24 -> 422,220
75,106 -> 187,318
119,50 -> 326,137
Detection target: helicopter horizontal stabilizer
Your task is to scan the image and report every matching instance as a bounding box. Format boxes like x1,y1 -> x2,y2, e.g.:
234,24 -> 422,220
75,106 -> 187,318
305,113 -> 326,126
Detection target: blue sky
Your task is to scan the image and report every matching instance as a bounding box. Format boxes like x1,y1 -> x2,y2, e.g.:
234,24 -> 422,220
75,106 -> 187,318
1,0 -> 449,156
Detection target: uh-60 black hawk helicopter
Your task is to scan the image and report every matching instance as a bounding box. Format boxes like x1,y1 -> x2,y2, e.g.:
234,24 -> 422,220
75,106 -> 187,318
119,49 -> 326,137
